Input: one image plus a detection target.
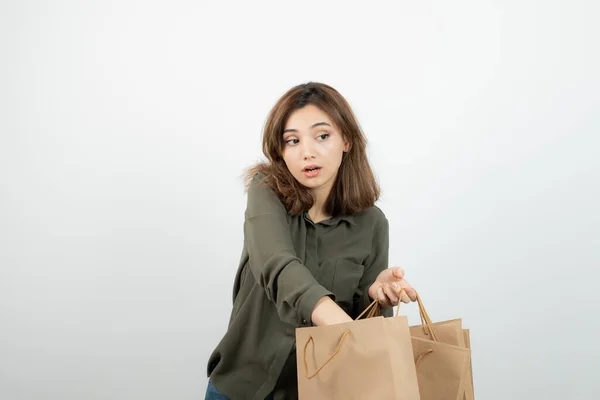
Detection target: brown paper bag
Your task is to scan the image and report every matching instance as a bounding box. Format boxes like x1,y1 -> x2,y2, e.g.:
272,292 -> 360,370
412,337 -> 471,400
463,329 -> 474,400
411,318 -> 474,399
398,294 -> 471,400
296,301 -> 420,400
410,319 -> 465,347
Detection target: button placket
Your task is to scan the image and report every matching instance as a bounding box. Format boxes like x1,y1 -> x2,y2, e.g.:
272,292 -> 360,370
304,216 -> 319,274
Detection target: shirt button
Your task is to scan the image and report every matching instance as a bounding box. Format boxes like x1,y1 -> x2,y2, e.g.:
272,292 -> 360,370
302,319 -> 308,325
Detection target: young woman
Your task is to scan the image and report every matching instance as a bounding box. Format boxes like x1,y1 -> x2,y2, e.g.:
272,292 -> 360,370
205,82 -> 417,400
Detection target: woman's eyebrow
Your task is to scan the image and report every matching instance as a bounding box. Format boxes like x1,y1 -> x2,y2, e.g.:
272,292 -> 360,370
283,122 -> 331,134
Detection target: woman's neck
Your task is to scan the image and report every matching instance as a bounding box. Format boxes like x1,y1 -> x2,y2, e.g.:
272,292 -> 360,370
308,186 -> 331,223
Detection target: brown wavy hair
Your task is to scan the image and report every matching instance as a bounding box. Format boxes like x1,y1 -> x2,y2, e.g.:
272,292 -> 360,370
245,82 -> 380,217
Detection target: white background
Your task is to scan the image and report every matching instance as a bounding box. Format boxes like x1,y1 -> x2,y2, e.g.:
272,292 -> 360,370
1,0 -> 598,399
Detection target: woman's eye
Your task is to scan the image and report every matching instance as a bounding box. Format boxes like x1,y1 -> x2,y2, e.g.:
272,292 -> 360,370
317,133 -> 330,140
285,138 -> 299,145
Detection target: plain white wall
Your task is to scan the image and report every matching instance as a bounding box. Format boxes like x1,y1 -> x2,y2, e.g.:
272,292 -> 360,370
1,0 -> 598,399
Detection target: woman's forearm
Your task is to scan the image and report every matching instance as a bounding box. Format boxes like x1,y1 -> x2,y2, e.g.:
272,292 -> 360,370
310,296 -> 353,326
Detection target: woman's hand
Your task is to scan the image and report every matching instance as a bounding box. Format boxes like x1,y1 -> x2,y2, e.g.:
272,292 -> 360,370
368,267 -> 417,308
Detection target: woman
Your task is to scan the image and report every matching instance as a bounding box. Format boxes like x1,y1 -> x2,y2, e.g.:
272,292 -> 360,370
205,82 -> 417,399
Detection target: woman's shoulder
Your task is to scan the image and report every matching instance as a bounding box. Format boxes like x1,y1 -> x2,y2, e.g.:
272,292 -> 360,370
246,171 -> 274,197
243,161 -> 270,189
243,171 -> 289,216
350,204 -> 388,228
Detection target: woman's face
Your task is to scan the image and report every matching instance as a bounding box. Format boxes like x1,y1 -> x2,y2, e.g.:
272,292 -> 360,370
282,104 -> 349,194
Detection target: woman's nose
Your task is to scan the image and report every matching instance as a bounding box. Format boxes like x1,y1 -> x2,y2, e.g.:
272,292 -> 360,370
301,142 -> 316,160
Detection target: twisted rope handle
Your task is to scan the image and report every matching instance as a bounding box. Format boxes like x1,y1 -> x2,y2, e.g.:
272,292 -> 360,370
396,290 -> 438,341
414,348 -> 435,366
303,330 -> 351,379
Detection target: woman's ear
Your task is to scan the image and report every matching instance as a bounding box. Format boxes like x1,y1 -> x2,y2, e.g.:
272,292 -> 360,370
343,138 -> 351,152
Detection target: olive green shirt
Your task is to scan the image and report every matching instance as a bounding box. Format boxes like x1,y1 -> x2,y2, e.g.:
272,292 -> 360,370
207,175 -> 392,399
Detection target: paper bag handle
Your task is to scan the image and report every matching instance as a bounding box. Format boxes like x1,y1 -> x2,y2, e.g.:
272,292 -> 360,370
357,289 -> 436,340
303,330 -> 351,379
396,290 -> 438,363
396,290 -> 438,341
355,297 -> 382,320
355,289 -> 438,341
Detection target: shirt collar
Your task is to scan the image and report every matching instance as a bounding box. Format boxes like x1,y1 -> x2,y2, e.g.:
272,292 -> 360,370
303,212 -> 356,227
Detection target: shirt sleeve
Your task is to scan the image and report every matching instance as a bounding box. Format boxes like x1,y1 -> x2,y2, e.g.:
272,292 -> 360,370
353,210 -> 393,319
243,175 -> 335,326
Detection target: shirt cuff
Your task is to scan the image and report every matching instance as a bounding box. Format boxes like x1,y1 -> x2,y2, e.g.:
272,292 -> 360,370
298,285 -> 335,327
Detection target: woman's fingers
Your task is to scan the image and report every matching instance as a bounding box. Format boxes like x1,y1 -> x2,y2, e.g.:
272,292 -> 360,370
373,272 -> 419,307
392,282 -> 411,304
377,286 -> 392,308
396,279 -> 417,302
383,283 -> 399,305
391,267 -> 405,279
400,290 -> 411,304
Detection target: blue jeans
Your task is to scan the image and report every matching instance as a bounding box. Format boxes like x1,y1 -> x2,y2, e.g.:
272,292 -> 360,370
205,380 -> 274,400
205,380 -> 229,400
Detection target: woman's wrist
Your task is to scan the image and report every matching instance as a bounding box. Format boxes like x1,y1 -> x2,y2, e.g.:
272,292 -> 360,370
311,296 -> 353,326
